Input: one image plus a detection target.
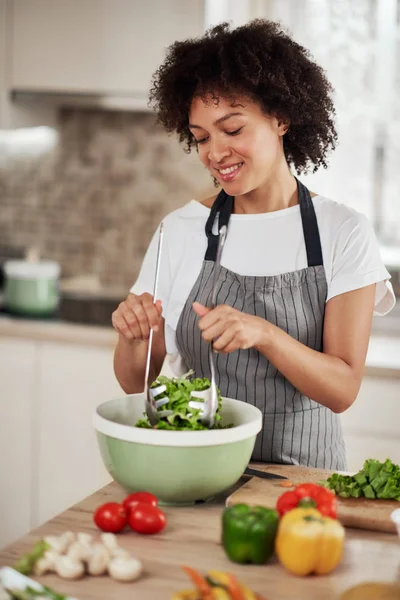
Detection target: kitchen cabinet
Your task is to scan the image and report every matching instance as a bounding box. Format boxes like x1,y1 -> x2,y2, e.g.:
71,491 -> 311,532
11,0 -> 204,97
0,0 -> 8,126
0,0 -> 56,128
341,375 -> 400,471
36,340 -> 121,525
0,337 -> 36,549
0,327 -> 123,548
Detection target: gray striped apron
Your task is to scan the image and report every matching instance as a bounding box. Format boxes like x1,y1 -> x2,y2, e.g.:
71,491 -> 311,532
175,179 -> 347,470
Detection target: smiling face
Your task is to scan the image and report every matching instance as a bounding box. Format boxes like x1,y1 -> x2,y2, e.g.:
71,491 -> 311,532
188,94 -> 289,197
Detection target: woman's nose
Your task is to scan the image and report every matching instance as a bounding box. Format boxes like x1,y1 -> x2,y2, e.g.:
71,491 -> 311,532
208,138 -> 230,163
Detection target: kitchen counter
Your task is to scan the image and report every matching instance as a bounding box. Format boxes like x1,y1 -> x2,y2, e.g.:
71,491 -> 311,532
0,314 -> 118,347
1,313 -> 400,375
0,465 -> 399,600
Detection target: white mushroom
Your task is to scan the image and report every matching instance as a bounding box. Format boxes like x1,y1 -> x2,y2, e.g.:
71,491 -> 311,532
100,533 -> 129,558
54,555 -> 85,580
44,535 -> 69,554
87,543 -> 111,576
67,540 -> 93,563
33,550 -> 60,576
108,557 -> 142,582
100,533 -> 118,554
77,532 -> 93,546
111,547 -> 131,559
60,531 -> 75,548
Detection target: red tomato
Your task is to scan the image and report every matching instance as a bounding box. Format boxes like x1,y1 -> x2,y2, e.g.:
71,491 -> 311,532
93,502 -> 128,533
128,502 -> 167,535
276,490 -> 299,516
122,491 -> 158,515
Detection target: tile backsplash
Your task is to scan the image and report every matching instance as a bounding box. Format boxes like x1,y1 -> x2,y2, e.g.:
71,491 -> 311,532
0,108 -> 213,293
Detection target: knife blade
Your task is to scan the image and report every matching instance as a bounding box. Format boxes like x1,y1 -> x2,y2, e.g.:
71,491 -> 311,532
244,467 -> 289,481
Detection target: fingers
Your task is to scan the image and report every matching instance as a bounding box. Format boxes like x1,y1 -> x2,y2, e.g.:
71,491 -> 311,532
192,302 -> 211,317
197,304 -> 229,331
200,319 -> 225,342
196,305 -> 251,353
212,328 -> 236,352
140,293 -> 162,332
112,292 -> 162,342
198,305 -> 237,341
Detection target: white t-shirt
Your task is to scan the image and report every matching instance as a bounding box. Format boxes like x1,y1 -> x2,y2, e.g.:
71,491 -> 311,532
131,196 -> 395,367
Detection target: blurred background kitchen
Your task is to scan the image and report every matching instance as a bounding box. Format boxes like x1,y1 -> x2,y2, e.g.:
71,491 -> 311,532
1,0 -> 399,548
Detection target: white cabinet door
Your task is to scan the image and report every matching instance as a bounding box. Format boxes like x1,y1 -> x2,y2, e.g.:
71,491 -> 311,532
11,0 -> 204,95
0,0 -> 8,127
0,336 -> 36,549
341,376 -> 400,471
36,341 -> 122,525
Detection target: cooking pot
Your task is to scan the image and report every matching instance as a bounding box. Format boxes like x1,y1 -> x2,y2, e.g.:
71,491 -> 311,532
4,260 -> 61,317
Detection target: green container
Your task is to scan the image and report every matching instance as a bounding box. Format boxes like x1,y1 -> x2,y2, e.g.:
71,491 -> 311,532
93,394 -> 262,505
4,260 -> 60,317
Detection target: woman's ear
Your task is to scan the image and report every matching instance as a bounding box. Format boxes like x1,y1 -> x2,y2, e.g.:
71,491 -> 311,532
277,118 -> 290,136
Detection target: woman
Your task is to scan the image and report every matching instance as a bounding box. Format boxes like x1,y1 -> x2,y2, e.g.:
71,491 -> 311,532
112,20 -> 395,469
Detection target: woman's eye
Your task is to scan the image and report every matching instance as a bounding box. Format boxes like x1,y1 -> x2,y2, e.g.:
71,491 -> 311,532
226,127 -> 243,136
195,136 -> 209,145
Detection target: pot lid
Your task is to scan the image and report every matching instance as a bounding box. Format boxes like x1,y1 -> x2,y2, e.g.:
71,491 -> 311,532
4,260 -> 61,279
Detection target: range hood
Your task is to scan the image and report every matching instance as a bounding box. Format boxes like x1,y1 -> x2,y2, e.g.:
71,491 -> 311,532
9,0 -> 253,113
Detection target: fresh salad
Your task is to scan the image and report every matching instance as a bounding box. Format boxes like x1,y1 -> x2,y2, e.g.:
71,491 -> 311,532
135,373 -> 228,430
324,458 -> 400,500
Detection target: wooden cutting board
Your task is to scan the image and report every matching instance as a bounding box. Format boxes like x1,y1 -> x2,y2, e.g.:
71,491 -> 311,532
226,464 -> 400,534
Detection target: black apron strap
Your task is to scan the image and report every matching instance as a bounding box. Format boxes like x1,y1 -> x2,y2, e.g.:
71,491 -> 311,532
296,177 -> 324,267
204,178 -> 324,267
204,189 -> 234,261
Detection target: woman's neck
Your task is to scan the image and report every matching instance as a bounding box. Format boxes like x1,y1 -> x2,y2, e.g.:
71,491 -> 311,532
233,163 -> 298,215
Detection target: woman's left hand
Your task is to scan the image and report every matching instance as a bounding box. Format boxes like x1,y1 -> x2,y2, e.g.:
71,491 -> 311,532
193,302 -> 267,353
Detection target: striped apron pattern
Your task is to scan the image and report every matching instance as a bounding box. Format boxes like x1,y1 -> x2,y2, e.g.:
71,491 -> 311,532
175,179 -> 347,470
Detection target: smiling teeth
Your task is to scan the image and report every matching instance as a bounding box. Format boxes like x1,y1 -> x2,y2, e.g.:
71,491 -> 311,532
219,163 -> 242,175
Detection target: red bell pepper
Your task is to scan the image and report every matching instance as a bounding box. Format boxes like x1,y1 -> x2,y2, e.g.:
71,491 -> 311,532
276,482 -> 337,519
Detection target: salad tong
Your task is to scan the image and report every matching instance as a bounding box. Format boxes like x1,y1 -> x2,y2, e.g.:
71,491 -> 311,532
188,225 -> 227,428
144,223 -> 173,426
146,224 -> 227,429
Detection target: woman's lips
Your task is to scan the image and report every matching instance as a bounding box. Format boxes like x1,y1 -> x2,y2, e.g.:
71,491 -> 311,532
216,162 -> 243,182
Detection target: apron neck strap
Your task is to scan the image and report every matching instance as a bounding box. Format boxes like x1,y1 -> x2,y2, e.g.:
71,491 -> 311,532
204,189 -> 233,261
204,177 -> 323,267
297,177 -> 324,267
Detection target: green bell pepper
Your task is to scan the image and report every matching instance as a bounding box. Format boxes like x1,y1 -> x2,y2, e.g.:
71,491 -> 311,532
222,503 -> 279,564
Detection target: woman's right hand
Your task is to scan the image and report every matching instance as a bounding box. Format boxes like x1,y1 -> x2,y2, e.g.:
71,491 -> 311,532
112,293 -> 163,342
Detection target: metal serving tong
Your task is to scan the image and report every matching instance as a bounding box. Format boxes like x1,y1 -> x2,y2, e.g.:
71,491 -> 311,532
146,224 -> 228,429
187,225 -> 227,428
144,223 -> 173,426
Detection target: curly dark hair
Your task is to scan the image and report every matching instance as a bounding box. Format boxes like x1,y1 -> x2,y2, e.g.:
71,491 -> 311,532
149,19 -> 337,174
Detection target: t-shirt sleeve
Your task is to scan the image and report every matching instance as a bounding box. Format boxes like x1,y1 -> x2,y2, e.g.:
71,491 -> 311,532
327,212 -> 396,316
130,223 -> 172,309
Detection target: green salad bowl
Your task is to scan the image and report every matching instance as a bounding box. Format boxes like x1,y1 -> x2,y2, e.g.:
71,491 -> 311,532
93,394 -> 262,505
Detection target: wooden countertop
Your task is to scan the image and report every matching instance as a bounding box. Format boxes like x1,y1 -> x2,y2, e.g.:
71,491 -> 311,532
1,466 -> 400,600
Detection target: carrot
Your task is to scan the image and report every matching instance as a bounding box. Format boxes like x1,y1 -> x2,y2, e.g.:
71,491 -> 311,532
182,566 -> 213,598
280,479 -> 294,488
225,574 -> 246,600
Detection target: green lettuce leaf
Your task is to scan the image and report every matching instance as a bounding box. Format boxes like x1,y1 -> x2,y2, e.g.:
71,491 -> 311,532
324,458 -> 400,501
135,373 -> 230,431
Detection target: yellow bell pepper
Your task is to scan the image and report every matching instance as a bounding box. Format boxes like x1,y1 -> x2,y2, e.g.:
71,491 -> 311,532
275,507 -> 345,576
